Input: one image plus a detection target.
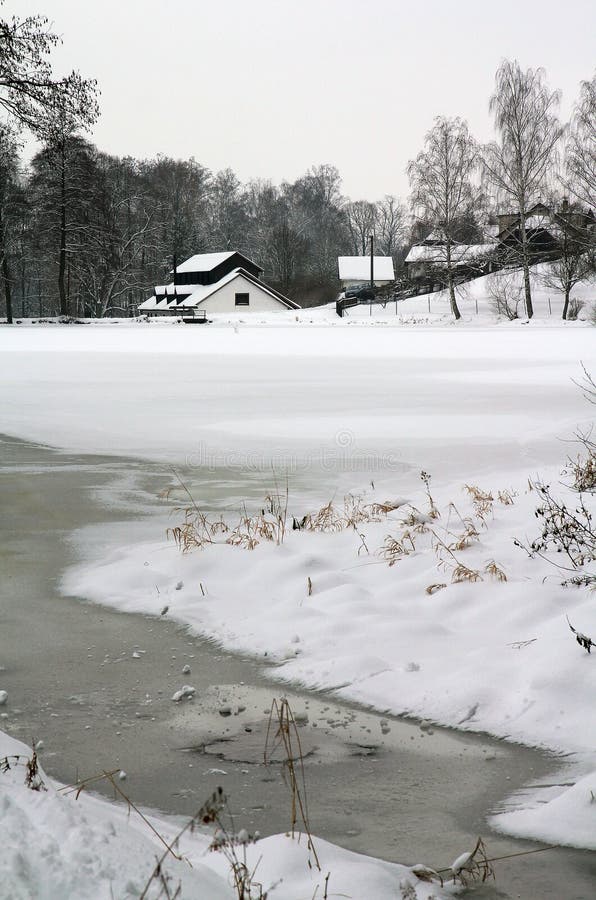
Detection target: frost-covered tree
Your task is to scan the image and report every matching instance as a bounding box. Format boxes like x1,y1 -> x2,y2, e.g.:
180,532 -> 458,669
483,60 -> 563,318
408,116 -> 479,319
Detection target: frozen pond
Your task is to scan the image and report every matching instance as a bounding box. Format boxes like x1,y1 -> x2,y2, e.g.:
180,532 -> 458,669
1,435 -> 595,898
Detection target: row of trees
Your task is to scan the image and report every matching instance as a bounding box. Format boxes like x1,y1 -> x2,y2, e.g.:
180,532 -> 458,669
0,8 -> 593,320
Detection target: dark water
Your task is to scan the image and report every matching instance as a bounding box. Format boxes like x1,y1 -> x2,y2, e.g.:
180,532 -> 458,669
0,435 -> 594,899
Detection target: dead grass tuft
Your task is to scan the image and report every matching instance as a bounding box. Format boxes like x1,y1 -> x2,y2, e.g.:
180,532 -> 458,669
464,484 -> 494,520
379,530 -> 416,566
451,564 -> 483,584
265,698 -> 320,871
484,560 -> 507,582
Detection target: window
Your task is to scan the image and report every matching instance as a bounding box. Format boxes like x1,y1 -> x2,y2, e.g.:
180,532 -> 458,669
235,293 -> 250,306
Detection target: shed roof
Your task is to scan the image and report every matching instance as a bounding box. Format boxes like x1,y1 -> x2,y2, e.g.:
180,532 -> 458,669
337,256 -> 395,281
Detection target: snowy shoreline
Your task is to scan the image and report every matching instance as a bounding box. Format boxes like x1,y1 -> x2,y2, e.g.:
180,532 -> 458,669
1,317 -> 594,897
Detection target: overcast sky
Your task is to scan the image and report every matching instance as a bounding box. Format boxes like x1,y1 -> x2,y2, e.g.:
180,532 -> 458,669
6,0 -> 595,200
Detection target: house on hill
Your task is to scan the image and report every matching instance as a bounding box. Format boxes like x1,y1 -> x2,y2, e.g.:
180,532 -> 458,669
404,228 -> 495,282
337,256 -> 395,289
496,201 -> 595,260
139,251 -> 299,315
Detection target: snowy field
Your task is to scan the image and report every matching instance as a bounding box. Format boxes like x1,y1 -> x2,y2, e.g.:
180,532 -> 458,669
0,297 -> 595,897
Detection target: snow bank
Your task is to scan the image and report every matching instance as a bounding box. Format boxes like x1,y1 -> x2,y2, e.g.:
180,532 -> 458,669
491,770 -> 596,851
63,475 -> 596,759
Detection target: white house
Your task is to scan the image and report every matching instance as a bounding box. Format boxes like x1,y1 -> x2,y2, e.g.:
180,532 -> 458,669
337,255 -> 395,288
139,251 -> 299,315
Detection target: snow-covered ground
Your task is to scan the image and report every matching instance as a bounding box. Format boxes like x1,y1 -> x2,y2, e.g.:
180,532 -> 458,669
0,284 -> 594,895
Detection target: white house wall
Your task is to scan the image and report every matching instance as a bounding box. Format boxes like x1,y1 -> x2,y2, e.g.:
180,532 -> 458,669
198,274 -> 290,313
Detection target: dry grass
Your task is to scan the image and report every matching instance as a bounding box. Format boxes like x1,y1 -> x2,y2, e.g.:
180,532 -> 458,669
60,770 -> 266,899
420,470 -> 440,519
399,507 -> 432,533
379,530 -> 416,566
0,747 -> 46,792
449,837 -> 495,887
464,484 -> 494,520
299,494 -> 400,534
451,563 -> 483,584
446,521 -> 480,552
484,560 -> 507,582
425,583 -> 447,595
564,440 -> 596,492
264,698 -> 320,871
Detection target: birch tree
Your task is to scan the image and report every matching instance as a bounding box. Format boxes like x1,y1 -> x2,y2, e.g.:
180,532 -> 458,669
483,60 -> 563,318
565,73 -> 595,209
408,116 -> 479,319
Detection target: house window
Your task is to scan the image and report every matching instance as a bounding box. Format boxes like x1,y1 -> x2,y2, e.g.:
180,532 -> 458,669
235,293 -> 250,306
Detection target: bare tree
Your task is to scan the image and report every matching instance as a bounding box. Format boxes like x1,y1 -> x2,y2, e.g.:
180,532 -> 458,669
0,10 -> 98,135
375,195 -> 407,258
408,116 -> 479,319
30,116 -> 95,316
540,200 -> 594,319
346,200 -> 377,255
565,73 -> 596,209
483,60 -> 563,318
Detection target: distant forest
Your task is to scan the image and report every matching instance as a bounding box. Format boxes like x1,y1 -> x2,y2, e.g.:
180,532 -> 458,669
0,11 -> 594,316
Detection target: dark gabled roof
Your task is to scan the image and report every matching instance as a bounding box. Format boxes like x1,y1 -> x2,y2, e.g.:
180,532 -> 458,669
171,251 -> 263,276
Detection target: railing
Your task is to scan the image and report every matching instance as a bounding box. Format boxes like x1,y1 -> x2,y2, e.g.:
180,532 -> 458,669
181,309 -> 209,324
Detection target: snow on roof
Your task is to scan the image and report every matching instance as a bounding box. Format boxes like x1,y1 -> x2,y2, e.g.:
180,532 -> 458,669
173,251 -> 263,275
338,256 -> 395,282
174,252 -> 236,274
422,226 -> 449,244
405,244 -> 495,264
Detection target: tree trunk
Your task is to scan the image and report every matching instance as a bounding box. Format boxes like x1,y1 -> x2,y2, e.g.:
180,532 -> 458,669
562,287 -> 570,320
0,210 -> 12,323
518,212 -> 533,319
446,240 -> 461,320
2,254 -> 12,323
58,151 -> 68,317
